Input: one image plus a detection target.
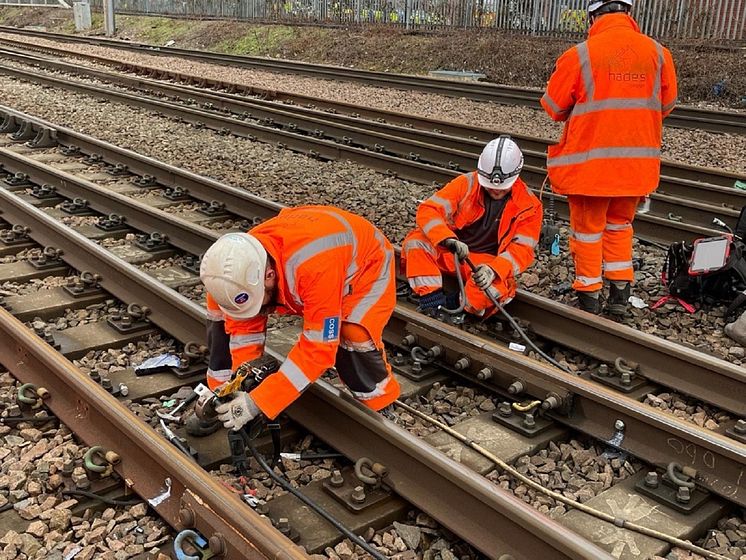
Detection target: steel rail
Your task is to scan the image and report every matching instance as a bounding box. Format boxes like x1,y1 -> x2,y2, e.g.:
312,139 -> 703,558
0,40 -> 743,203
0,160 -> 610,560
387,306 -> 746,507
0,63 -> 726,244
2,105 -> 743,417
0,25 -> 744,135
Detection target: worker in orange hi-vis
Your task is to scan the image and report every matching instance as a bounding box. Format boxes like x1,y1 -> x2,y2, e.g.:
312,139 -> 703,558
541,0 -> 677,315
402,136 -> 542,317
193,206 -> 400,435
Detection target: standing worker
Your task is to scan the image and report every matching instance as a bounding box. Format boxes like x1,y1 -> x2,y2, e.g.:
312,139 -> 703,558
195,205 -> 400,434
541,0 -> 677,314
402,136 -> 542,316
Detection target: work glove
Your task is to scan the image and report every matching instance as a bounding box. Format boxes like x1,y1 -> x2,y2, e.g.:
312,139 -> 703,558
215,391 -> 261,431
441,238 -> 469,260
472,264 -> 497,290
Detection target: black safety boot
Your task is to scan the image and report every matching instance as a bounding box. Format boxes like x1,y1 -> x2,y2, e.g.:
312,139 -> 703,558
576,291 -> 601,315
607,282 -> 631,315
416,290 -> 447,315
185,414 -> 221,437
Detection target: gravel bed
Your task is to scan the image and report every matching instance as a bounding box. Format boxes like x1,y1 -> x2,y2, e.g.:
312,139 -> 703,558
0,275 -> 74,296
0,247 -> 38,264
0,371 -> 171,560
392,379 -> 643,526
204,217 -> 255,232
72,334 -> 177,381
27,300 -> 126,332
394,381 -> 495,437
3,33 -> 745,175
654,512 -> 746,560
644,391 -> 731,430
57,215 -> 101,227
488,439 -> 641,518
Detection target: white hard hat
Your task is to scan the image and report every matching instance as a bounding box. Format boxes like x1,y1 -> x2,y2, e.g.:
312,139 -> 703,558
200,232 -> 268,319
588,0 -> 632,15
477,136 -> 524,191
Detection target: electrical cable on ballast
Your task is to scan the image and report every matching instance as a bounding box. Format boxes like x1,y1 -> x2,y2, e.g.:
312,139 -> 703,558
62,489 -> 143,506
394,399 -> 728,560
453,253 -> 574,375
241,427 -> 387,560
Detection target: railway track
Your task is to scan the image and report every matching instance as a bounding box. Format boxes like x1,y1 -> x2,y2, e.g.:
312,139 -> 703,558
0,106 -> 743,559
0,44 -> 743,246
0,25 -> 744,136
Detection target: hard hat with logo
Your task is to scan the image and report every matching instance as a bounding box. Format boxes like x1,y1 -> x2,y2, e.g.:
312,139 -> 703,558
588,0 -> 633,16
477,135 -> 524,191
200,232 -> 268,319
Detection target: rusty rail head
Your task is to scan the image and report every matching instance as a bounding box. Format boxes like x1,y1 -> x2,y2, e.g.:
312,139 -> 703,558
0,307 -> 307,560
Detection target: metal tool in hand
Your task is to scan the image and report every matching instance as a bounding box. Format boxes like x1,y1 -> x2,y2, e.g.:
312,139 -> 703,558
156,389 -> 200,422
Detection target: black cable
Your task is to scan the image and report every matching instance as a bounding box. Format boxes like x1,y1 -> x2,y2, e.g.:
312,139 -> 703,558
62,489 -> 143,506
0,503 -> 13,513
297,452 -> 344,460
0,415 -> 57,424
461,256 -> 574,375
241,428 -> 386,560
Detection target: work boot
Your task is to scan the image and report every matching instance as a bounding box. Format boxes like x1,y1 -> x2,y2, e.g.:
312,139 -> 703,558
607,282 -> 631,315
416,290 -> 447,315
725,310 -> 746,346
185,414 -> 221,437
576,290 -> 601,315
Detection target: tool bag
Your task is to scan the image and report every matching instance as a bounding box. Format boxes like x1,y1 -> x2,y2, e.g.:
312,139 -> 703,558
662,236 -> 746,316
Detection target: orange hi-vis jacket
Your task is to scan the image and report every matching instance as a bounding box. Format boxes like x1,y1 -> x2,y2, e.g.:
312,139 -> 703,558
409,172 -> 542,284
541,13 -> 677,197
206,206 -> 395,420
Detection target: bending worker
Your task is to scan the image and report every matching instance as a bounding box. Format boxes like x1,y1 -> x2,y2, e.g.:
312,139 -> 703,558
197,205 -> 400,433
541,0 -> 677,315
402,136 -> 542,316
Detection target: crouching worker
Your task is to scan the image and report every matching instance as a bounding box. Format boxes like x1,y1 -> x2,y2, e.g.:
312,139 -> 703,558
402,136 -> 542,316
194,205 -> 401,434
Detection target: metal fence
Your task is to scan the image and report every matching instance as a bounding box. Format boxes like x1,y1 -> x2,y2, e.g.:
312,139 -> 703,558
66,0 -> 746,40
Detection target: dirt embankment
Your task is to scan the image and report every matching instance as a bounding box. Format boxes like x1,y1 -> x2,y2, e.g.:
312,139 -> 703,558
0,6 -> 744,106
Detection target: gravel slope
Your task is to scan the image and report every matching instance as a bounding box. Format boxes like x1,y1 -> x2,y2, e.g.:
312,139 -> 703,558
2,33 -> 745,175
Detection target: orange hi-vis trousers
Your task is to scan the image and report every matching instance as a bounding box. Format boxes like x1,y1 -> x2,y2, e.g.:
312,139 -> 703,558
568,195 -> 639,292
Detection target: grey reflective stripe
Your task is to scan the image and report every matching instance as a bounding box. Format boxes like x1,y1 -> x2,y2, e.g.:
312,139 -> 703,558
319,209 -> 359,287
429,195 -> 453,218
409,275 -> 442,289
422,218 -> 447,235
229,332 -> 266,350
302,329 -> 326,343
456,173 -> 476,215
207,368 -> 233,382
653,41 -> 664,99
576,42 -> 595,99
541,92 -> 570,116
605,223 -> 632,231
513,234 -> 538,248
206,308 -> 224,321
548,147 -> 660,167
347,232 -> 394,324
604,260 -> 633,271
571,97 -> 660,117
340,339 -> 377,352
280,357 -> 309,392
570,230 -> 603,243
576,275 -> 603,286
286,231 -> 355,306
403,238 -> 436,257
350,376 -> 391,400
498,250 -> 521,276
662,97 -> 677,113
